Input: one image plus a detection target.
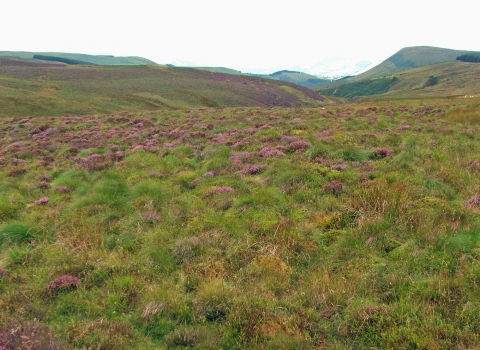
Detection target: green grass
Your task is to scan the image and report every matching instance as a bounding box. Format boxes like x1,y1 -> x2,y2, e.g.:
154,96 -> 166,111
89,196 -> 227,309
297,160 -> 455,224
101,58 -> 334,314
1,99 -> 480,348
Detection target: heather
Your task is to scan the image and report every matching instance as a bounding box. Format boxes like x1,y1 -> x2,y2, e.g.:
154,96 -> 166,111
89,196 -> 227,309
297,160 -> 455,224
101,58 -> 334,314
1,100 -> 480,349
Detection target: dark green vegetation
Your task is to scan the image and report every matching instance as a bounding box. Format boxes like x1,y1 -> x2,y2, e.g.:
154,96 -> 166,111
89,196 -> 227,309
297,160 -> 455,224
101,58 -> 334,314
320,77 -> 398,98
457,53 -> 480,63
0,59 -> 325,117
1,97 -> 480,348
33,54 -> 92,65
0,51 -> 158,65
423,75 -> 438,87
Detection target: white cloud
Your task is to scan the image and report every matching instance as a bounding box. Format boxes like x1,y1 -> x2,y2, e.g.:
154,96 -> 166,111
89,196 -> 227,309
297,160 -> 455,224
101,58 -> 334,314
0,0 -> 478,73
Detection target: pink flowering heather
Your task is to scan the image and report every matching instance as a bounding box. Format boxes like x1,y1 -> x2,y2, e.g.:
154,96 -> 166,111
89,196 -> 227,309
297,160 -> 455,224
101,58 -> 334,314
467,160 -> 480,169
203,171 -> 215,177
189,177 -> 202,188
213,186 -> 234,194
149,171 -> 164,178
38,173 -> 51,181
287,140 -> 312,151
136,122 -> 144,128
35,197 -> 49,205
330,163 -> 348,171
204,186 -> 235,197
12,158 -> 28,165
373,148 -> 395,158
0,267 -> 4,277
47,275 -> 81,293
326,180 -> 343,195
281,136 -> 301,144
28,181 -> 50,190
113,151 -> 125,160
54,185 -> 71,192
464,194 -> 480,208
258,147 -> 286,157
142,212 -> 162,222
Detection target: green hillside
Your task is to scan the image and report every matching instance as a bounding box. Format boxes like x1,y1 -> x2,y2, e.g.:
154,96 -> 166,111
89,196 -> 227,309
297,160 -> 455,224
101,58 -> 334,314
0,51 -> 158,65
311,46 -> 475,90
318,60 -> 480,100
0,58 -> 325,117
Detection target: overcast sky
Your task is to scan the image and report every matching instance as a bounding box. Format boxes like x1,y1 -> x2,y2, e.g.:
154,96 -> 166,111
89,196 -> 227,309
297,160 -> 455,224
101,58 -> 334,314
1,0 -> 478,73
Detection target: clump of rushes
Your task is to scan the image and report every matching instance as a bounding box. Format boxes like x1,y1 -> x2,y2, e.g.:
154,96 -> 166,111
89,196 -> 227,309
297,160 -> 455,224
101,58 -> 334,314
47,275 -> 81,293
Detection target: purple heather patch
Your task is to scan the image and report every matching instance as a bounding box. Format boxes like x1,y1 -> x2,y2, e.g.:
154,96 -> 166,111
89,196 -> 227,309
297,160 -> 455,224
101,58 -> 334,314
35,197 -> 49,205
142,212 -> 161,222
29,181 -> 50,190
373,148 -> 395,157
464,194 -> 480,208
47,275 -> 81,293
286,140 -> 312,151
258,147 -> 286,157
204,186 -> 235,197
54,185 -> 71,192
326,180 -> 343,195
12,158 -> 28,165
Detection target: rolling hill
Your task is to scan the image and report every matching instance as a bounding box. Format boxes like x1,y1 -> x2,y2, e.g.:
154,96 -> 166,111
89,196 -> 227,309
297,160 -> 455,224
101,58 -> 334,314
0,51 -> 158,66
192,67 -> 329,87
0,58 -> 325,116
311,46 -> 476,90
317,60 -> 480,100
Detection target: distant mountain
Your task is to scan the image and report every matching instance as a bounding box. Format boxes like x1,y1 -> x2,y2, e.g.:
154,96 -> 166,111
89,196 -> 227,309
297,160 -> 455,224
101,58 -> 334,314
310,46 -> 476,90
356,46 -> 474,79
0,51 -> 158,65
192,67 -> 329,87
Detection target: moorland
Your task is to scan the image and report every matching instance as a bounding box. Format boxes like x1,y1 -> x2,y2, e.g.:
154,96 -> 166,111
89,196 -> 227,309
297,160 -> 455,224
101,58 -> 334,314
1,49 -> 480,349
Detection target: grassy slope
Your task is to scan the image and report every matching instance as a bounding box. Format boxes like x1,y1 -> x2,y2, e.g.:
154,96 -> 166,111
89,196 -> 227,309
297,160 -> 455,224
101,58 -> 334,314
311,46 -> 474,90
0,51 -> 158,65
1,99 -> 480,348
362,61 -> 480,100
317,61 -> 480,100
0,60 -> 325,116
